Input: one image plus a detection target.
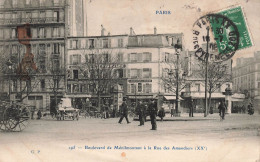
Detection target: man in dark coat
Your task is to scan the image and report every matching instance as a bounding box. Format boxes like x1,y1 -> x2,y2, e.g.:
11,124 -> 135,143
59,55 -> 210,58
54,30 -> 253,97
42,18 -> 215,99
148,99 -> 158,130
136,101 -> 145,126
218,100 -> 226,120
118,99 -> 131,124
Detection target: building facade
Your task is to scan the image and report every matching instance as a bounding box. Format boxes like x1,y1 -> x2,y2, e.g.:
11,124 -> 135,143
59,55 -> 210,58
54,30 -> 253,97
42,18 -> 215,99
233,51 -> 260,113
0,0 -> 86,112
66,27 -> 184,110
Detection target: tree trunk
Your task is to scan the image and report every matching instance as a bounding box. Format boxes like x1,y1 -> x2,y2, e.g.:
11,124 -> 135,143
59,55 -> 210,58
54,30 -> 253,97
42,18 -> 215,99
208,92 -> 212,115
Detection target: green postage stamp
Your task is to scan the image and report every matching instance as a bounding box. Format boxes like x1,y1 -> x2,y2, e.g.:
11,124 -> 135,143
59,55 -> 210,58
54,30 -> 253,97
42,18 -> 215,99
216,6 -> 253,51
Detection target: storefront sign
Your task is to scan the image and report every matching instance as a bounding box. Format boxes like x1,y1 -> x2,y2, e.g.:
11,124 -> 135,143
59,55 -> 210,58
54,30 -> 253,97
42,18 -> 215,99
128,79 -> 152,83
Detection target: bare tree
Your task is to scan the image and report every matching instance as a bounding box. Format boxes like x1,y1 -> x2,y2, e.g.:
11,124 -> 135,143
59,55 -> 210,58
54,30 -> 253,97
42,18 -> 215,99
76,51 -> 123,110
197,61 -> 231,110
161,55 -> 188,113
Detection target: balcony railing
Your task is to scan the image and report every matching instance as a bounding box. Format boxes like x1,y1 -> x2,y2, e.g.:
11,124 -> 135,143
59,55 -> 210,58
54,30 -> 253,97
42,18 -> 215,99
0,17 -> 64,25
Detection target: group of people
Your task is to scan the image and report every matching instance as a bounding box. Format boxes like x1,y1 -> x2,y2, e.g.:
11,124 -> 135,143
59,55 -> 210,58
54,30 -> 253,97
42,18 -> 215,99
118,98 -> 163,130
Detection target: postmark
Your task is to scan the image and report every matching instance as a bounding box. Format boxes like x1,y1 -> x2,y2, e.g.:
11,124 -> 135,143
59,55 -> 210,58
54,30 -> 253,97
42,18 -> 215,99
192,13 -> 240,62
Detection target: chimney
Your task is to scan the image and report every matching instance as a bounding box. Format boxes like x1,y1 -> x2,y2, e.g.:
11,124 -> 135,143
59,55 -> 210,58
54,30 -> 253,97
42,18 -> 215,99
101,24 -> 105,36
154,27 -> 157,35
130,27 -> 133,36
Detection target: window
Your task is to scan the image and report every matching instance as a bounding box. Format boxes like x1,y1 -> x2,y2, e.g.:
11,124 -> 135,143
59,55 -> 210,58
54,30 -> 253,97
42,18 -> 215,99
144,83 -> 152,93
73,84 -> 79,93
71,54 -> 81,65
39,27 -> 45,38
54,0 -> 59,6
4,29 -> 10,39
130,84 -> 136,93
165,52 -> 169,62
89,39 -> 94,48
41,79 -> 45,89
130,69 -> 142,78
129,53 -> 137,62
67,84 -> 72,93
118,38 -> 123,47
0,29 -> 3,39
257,72 -> 260,81
53,27 -> 59,37
137,53 -> 142,62
38,44 -> 46,73
40,0 -> 45,6
26,12 -> 31,19
73,70 -> 78,79
11,45 -> 17,54
54,11 -> 59,22
12,13 -> 17,19
72,40 -> 78,49
89,54 -> 94,63
103,39 -> 108,48
258,82 -> 260,88
26,0 -> 31,5
143,68 -> 151,78
53,43 -> 59,53
102,54 -> 109,62
143,52 -> 152,62
138,83 -> 142,92
194,84 -> 200,92
13,0 -> 17,7
11,28 -> 17,38
40,11 -> 45,18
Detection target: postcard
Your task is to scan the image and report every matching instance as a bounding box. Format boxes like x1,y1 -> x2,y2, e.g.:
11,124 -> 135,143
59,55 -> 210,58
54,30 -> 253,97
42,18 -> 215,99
0,0 -> 259,162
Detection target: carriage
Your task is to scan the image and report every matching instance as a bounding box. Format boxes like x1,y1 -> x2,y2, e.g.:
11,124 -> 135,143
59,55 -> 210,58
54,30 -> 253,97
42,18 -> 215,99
0,101 -> 31,132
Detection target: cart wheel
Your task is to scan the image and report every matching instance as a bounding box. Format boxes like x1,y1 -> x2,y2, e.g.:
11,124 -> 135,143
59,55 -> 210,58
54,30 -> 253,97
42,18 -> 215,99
3,106 -> 30,132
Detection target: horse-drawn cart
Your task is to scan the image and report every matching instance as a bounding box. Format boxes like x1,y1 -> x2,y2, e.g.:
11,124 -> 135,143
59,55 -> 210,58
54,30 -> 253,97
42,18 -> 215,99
0,101 -> 31,132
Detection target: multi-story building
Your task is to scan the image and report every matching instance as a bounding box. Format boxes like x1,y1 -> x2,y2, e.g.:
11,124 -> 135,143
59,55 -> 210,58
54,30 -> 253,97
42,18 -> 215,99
233,51 -> 260,113
66,27 -> 234,113
0,0 -> 87,112
182,50 -> 233,114
66,27 -> 184,110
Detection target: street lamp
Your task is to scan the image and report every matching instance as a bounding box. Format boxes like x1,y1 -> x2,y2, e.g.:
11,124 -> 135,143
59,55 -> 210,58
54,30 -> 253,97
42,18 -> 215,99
174,39 -> 182,115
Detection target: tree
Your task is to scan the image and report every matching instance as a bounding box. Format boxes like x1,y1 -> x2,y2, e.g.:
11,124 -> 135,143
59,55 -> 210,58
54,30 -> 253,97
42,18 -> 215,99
161,54 -> 188,113
76,51 -> 123,110
198,61 -> 231,112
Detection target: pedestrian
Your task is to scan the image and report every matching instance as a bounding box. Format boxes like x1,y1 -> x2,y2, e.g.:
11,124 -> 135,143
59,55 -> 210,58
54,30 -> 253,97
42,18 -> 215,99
118,98 -> 131,124
248,103 -> 254,115
148,99 -> 158,130
37,109 -> 42,120
158,106 -> 165,121
137,101 -> 145,126
218,100 -> 226,120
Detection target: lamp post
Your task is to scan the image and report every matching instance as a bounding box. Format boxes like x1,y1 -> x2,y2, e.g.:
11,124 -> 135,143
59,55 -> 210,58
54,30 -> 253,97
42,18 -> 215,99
204,27 -> 210,117
174,39 -> 182,115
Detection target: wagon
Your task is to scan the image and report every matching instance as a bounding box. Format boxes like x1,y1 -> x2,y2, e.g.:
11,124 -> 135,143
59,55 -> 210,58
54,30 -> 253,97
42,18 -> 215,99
0,101 -> 31,132
56,98 -> 79,121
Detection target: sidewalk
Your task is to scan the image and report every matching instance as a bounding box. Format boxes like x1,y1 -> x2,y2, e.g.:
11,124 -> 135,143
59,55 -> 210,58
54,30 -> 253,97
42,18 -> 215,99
140,113 -> 259,121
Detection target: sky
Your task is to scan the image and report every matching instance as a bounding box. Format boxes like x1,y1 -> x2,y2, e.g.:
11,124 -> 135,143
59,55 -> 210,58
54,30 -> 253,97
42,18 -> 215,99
85,0 -> 260,64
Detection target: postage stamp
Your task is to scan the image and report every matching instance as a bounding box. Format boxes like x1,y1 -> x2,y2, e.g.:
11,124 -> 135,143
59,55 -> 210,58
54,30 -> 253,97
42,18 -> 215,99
192,6 -> 253,62
217,6 -> 253,50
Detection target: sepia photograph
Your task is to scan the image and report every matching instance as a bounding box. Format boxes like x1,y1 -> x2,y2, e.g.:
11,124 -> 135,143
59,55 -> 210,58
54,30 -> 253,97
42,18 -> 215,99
0,0 -> 259,161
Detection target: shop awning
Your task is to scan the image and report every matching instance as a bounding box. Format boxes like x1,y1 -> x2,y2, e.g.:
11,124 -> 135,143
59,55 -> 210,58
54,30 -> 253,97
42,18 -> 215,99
164,96 -> 175,100
164,96 -> 184,100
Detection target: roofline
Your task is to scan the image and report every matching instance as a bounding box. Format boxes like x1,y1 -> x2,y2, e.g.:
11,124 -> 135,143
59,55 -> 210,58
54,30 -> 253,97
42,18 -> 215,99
68,33 -> 183,39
